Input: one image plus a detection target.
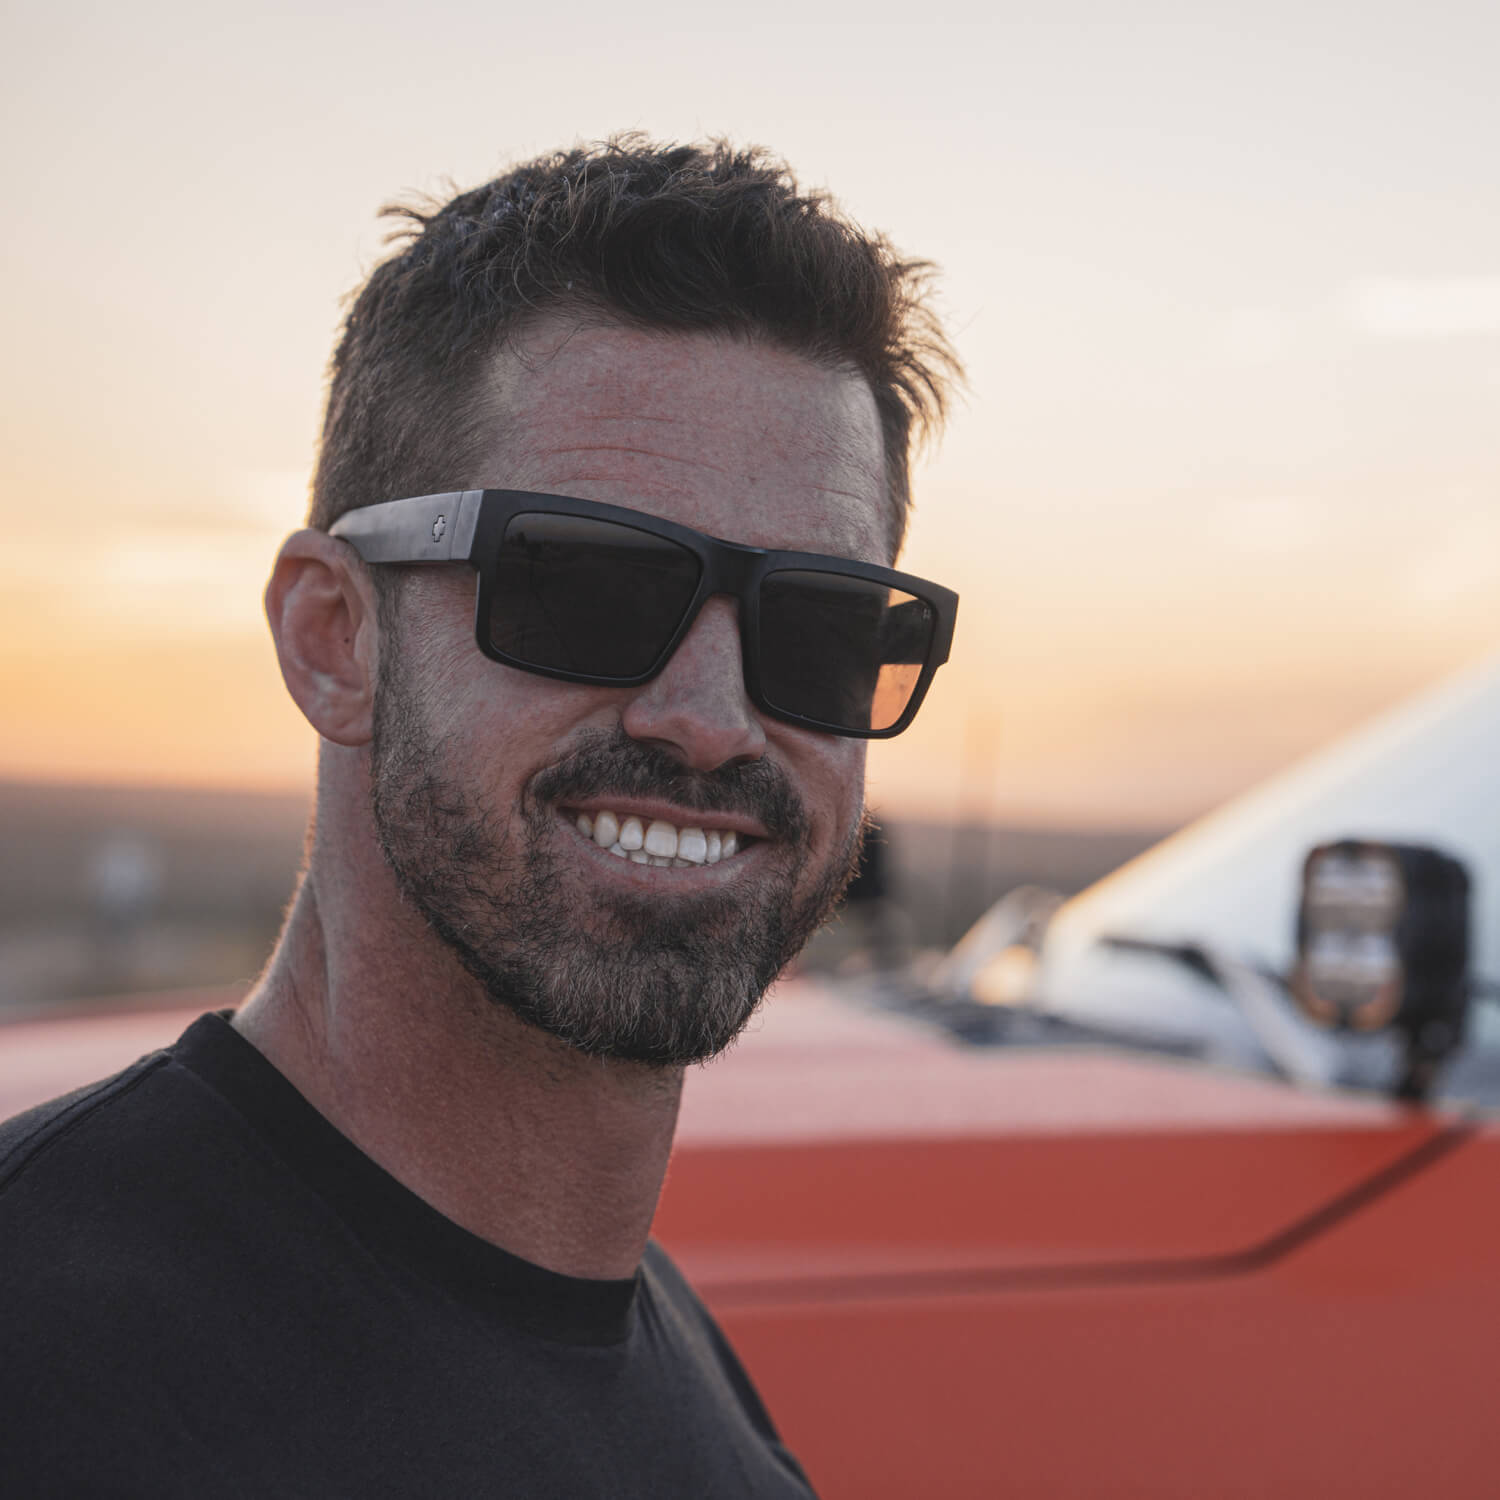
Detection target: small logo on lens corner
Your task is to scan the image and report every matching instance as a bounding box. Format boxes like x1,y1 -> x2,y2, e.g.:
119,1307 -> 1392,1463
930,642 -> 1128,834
431,515 -> 447,542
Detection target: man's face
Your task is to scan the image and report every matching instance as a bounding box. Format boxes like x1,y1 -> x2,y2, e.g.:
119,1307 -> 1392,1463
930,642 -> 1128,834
368,319 -> 889,1065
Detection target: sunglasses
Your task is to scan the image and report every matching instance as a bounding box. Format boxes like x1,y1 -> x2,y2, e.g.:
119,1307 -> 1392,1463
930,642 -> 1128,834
329,489 -> 958,738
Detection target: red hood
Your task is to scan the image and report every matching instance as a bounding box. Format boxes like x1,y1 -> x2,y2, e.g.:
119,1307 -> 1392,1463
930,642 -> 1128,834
659,980 -> 1447,1300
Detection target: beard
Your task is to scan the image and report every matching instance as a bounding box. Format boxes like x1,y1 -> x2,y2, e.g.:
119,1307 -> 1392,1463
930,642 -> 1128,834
368,641 -> 866,1067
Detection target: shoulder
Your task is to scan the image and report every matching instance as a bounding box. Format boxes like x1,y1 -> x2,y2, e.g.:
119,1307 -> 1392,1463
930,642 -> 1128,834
0,1022 -> 259,1492
637,1241 -> 816,1493
0,1015 -> 254,1307
0,1048 -> 175,1197
0,1018 -> 227,1218
638,1240 -> 782,1430
0,1015 -> 290,1417
639,1237 -> 724,1341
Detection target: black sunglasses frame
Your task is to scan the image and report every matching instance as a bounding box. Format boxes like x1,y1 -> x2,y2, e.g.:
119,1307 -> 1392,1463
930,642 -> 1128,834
329,488 -> 958,738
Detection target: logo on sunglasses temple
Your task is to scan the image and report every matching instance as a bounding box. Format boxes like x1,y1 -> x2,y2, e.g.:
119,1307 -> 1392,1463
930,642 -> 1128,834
431,515 -> 447,542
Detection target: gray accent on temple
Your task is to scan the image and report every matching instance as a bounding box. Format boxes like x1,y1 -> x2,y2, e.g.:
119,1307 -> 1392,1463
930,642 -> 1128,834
328,490 -> 483,564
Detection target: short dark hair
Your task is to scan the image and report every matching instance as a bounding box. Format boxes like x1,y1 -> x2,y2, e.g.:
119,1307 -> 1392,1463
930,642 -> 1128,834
310,135 -> 959,554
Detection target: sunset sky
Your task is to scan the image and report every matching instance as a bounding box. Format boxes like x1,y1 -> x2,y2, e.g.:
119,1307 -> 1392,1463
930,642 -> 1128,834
2,3 -> 1497,828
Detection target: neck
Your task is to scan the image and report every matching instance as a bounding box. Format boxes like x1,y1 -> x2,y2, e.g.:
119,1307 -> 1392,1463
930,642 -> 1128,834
235,848 -> 684,1282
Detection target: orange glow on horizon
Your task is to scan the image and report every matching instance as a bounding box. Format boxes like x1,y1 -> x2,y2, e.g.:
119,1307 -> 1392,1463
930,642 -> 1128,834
3,12 -> 1497,829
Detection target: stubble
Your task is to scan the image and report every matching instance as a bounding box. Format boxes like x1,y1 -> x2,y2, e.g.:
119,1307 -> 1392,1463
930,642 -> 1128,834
368,636 -> 865,1066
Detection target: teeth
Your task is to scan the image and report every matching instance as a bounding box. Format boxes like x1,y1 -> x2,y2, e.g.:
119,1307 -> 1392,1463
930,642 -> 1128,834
644,820 -> 678,858
574,809 -> 747,867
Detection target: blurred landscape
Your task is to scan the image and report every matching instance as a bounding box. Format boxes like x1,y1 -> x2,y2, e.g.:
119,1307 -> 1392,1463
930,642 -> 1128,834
0,778 -> 1168,1019
0,781 -> 307,1019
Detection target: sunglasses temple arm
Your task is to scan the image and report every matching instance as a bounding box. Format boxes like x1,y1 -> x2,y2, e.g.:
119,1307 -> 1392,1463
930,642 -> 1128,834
328,490 -> 485,564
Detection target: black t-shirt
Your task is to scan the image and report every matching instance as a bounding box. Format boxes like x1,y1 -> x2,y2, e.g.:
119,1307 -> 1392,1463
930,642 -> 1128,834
0,1013 -> 815,1499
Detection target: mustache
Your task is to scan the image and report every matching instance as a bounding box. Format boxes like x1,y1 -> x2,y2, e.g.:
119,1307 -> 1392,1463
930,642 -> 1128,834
529,727 -> 809,843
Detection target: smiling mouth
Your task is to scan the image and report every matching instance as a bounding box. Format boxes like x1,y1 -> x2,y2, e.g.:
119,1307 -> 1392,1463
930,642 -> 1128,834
566,809 -> 754,868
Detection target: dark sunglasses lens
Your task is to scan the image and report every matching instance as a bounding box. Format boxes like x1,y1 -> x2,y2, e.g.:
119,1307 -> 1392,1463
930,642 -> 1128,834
759,570 -> 934,732
488,514 -> 701,678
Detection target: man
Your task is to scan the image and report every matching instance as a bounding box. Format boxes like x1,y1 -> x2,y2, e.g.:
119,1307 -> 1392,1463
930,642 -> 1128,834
1,137 -> 959,1496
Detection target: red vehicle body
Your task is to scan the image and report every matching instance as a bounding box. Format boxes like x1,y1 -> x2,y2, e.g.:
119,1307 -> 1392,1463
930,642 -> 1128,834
4,983 -> 1496,1498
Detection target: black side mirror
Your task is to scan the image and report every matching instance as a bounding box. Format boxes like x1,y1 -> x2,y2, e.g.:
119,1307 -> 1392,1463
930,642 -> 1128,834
1289,840 -> 1470,1100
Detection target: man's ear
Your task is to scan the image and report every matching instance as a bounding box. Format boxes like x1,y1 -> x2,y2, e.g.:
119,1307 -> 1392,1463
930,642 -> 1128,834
265,529 -> 383,747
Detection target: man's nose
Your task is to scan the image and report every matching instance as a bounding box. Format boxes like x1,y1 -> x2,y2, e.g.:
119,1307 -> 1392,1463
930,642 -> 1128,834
619,597 -> 767,773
